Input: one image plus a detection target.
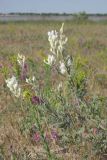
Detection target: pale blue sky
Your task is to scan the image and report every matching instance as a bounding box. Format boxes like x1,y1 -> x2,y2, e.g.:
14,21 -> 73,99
0,0 -> 107,13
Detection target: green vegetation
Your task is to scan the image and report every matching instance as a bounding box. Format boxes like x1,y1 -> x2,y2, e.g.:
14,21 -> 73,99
73,12 -> 89,21
0,21 -> 107,160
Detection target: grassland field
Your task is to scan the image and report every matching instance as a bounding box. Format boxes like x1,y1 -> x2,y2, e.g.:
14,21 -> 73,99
0,20 -> 107,159
1,20 -> 107,91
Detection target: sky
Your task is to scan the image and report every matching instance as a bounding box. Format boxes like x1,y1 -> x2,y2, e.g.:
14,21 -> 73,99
0,0 -> 107,14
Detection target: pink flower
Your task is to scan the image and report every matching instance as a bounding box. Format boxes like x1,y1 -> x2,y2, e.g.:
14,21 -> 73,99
51,130 -> 58,140
31,96 -> 44,105
33,132 -> 41,142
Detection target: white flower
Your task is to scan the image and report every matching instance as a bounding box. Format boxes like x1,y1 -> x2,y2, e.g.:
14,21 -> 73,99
26,78 -> 30,84
47,23 -> 68,57
6,76 -> 17,90
59,61 -> 66,74
14,87 -> 21,98
66,56 -> 72,67
5,76 -> 21,97
48,30 -> 58,42
32,76 -> 35,82
44,55 -> 56,66
17,54 -> 25,67
58,23 -> 68,54
26,76 -> 36,92
26,76 -> 36,84
67,59 -> 71,67
48,30 -> 58,55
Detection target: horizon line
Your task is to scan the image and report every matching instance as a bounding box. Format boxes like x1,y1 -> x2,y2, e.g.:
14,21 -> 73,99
0,12 -> 107,15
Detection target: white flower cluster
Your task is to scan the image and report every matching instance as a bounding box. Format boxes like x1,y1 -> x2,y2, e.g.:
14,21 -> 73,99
26,76 -> 36,85
48,30 -> 58,55
67,59 -> 71,67
44,23 -> 71,75
58,23 -> 68,55
59,61 -> 66,74
47,23 -> 68,57
26,76 -> 37,93
44,55 -> 56,66
5,76 -> 21,97
17,54 -> 25,67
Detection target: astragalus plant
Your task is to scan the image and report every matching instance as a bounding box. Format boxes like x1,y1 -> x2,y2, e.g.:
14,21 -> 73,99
3,23 -> 107,160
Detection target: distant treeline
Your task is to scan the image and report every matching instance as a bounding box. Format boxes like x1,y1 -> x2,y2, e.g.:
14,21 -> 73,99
0,12 -> 107,16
